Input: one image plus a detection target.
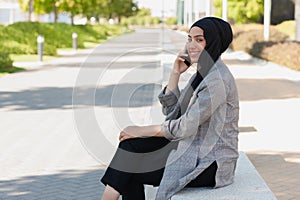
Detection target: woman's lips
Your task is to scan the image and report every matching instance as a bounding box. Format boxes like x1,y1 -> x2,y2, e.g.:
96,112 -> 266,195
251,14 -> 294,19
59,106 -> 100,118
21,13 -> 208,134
189,51 -> 201,57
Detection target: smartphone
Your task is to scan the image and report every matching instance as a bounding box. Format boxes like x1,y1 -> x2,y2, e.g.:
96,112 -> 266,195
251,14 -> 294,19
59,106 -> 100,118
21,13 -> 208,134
182,49 -> 191,67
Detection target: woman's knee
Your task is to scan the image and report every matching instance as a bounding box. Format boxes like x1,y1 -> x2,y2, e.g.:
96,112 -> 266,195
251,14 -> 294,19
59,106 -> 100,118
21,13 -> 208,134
118,139 -> 136,152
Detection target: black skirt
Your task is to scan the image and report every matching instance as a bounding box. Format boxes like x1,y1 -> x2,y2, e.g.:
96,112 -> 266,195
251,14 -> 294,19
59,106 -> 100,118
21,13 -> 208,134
101,137 -> 217,199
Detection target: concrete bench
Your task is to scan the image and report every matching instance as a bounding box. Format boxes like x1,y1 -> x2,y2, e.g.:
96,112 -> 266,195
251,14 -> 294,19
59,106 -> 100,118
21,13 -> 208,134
145,152 -> 277,200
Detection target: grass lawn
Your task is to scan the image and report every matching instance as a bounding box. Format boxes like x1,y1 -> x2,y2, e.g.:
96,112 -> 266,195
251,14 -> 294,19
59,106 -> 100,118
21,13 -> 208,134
9,41 -> 102,63
84,41 -> 102,48
0,66 -> 25,76
10,54 -> 58,62
274,20 -> 296,40
0,23 -> 131,77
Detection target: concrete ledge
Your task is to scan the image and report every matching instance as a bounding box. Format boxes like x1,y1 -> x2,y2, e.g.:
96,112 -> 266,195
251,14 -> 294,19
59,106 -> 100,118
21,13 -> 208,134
171,152 -> 277,200
145,152 -> 276,200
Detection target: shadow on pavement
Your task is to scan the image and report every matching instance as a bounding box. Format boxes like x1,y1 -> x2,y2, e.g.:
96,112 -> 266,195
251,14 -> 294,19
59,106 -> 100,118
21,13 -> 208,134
45,61 -> 160,69
69,50 -> 162,58
236,78 -> 300,101
2,78 -> 300,111
0,169 -> 105,200
247,151 -> 300,200
0,83 -> 162,110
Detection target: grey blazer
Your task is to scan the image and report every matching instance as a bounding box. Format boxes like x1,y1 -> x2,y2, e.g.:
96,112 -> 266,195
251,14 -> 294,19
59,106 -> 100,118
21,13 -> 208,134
156,59 -> 239,200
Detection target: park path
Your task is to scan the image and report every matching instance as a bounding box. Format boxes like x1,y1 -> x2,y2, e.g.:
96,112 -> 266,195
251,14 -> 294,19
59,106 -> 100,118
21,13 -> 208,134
0,29 -> 166,200
0,28 -> 300,199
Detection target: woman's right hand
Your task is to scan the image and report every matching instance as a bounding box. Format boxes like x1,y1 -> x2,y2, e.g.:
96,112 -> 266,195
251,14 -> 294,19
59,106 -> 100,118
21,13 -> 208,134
165,48 -> 191,94
173,51 -> 191,75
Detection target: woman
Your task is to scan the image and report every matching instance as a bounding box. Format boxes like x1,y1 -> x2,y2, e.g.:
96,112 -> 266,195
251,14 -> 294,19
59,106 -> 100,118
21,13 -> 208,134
101,17 -> 239,200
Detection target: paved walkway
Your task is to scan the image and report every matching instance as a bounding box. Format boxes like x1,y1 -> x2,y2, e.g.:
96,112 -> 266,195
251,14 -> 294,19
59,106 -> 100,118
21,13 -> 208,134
0,28 -> 300,200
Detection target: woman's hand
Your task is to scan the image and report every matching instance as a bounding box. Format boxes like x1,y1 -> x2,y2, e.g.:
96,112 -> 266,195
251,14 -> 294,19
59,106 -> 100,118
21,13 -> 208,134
119,125 -> 163,142
165,48 -> 191,94
173,49 -> 191,75
119,126 -> 140,142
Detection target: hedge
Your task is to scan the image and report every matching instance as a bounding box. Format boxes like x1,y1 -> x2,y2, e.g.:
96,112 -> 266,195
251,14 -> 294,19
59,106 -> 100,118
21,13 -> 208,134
0,53 -> 13,69
250,41 -> 300,71
231,23 -> 300,71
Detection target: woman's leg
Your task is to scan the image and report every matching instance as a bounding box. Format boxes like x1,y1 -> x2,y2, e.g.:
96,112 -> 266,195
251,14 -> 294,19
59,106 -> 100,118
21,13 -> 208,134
101,137 -> 171,200
101,185 -> 120,200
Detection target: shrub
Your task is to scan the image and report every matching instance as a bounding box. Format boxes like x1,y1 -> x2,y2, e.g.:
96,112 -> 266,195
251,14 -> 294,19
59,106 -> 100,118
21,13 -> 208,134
231,26 -> 288,52
251,41 -> 300,71
0,53 -> 13,69
231,23 -> 300,71
150,17 -> 161,25
165,17 -> 177,25
121,16 -> 161,26
214,0 -> 264,24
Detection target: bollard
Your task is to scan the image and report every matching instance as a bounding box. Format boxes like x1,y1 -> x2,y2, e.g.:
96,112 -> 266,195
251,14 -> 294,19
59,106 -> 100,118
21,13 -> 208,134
72,32 -> 78,51
37,35 -> 44,62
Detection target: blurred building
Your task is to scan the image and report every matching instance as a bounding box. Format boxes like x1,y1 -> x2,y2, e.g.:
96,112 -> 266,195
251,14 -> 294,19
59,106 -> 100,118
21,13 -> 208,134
37,13 -> 72,24
176,0 -> 207,26
0,0 -> 79,25
0,0 -> 25,25
136,0 -> 177,19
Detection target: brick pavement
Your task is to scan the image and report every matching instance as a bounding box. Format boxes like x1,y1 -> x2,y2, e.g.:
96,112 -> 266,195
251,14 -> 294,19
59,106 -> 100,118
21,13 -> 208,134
247,152 -> 300,200
0,29 -> 164,200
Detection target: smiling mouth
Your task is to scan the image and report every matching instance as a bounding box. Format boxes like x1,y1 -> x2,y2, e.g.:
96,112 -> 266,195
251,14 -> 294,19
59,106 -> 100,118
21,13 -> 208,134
189,51 -> 201,57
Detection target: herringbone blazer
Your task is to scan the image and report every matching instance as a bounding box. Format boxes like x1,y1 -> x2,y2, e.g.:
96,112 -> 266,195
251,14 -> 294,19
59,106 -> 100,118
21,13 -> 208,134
156,59 -> 239,200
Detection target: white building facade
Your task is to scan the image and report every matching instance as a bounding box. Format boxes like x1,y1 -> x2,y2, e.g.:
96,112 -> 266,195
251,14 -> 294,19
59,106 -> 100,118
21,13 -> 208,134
177,0 -> 208,26
0,0 -> 25,25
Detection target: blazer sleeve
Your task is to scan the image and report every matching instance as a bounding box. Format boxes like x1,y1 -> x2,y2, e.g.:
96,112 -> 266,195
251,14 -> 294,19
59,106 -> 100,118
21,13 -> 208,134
161,77 -> 227,141
158,85 -> 180,116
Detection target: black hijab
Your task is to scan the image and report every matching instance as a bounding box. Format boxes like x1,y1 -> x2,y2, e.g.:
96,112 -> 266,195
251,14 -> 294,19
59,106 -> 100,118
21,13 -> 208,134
190,17 -> 233,90
191,17 -> 233,63
170,17 -> 233,120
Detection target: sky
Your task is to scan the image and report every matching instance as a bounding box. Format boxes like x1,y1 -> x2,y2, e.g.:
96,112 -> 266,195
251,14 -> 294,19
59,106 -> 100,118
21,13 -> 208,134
135,0 -> 178,17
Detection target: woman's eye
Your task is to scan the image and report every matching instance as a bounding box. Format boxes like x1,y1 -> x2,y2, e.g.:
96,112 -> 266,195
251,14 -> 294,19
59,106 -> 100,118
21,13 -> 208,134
197,39 -> 203,42
187,38 -> 192,42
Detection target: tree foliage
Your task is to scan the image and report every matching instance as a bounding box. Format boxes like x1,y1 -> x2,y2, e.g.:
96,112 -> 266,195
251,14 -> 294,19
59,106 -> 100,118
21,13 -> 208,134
17,0 -> 138,23
213,0 -> 264,24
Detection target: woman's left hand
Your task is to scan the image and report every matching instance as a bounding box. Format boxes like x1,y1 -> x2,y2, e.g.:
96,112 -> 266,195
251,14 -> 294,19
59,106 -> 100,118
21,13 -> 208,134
119,126 -> 140,142
119,125 -> 163,142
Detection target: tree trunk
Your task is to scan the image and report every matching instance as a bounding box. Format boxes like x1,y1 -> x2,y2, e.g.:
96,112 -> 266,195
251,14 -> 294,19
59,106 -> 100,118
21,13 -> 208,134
28,0 -> 33,22
71,12 -> 74,25
53,3 -> 58,23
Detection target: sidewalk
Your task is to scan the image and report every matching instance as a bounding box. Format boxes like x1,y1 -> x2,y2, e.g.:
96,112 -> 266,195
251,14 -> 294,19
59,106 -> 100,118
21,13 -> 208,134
0,28 -> 169,200
0,28 -> 299,200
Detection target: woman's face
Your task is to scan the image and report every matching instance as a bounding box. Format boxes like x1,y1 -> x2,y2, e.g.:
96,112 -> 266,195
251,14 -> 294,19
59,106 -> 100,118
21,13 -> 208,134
187,27 -> 206,64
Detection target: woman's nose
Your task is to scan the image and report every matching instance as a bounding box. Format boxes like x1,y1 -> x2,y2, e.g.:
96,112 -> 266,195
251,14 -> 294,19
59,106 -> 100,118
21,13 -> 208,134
188,40 -> 197,49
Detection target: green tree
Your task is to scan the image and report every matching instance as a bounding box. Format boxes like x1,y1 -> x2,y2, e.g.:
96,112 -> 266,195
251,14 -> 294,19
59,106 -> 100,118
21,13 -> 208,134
18,0 -> 64,22
213,0 -> 264,24
17,0 -> 34,21
59,0 -> 87,25
79,0 -> 107,22
17,0 -> 138,24
114,0 -> 138,21
136,7 -> 151,17
101,0 -> 137,21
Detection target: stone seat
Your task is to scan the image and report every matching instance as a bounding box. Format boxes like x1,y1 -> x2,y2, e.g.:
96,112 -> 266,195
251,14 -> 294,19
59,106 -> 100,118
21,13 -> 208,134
145,152 -> 277,200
